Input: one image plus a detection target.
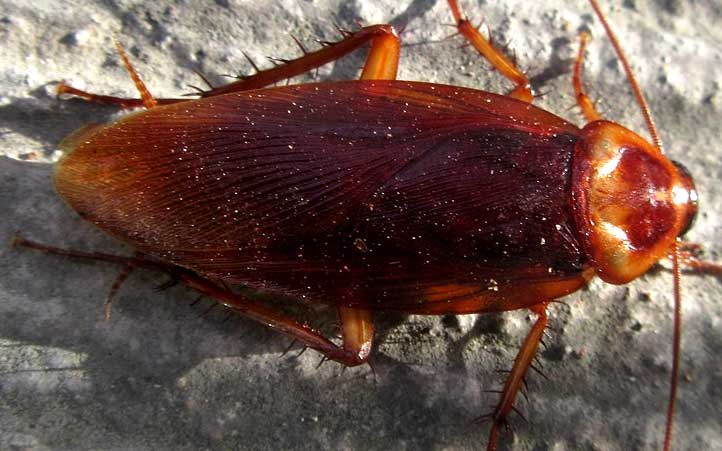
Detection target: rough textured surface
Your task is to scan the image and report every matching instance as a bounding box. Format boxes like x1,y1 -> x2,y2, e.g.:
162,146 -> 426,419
1,1 -> 721,450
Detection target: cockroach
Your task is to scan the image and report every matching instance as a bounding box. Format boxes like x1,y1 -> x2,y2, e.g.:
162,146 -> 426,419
13,0 -> 722,450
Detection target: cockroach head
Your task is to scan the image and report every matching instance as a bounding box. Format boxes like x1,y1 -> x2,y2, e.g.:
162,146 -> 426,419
570,121 -> 698,284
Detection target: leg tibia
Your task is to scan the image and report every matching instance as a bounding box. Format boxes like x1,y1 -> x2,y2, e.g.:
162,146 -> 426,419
447,0 -> 533,102
573,32 -> 603,122
203,24 -> 399,96
485,303 -> 549,450
113,39 -> 157,109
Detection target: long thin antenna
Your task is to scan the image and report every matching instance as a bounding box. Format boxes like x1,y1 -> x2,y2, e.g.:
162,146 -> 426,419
664,240 -> 682,451
589,2 -> 679,448
588,0 -> 664,153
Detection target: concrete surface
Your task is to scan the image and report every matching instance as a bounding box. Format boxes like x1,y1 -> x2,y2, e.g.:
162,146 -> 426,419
1,0 -> 721,450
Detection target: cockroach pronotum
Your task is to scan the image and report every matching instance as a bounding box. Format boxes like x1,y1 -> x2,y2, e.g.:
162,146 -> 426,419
9,0 -> 722,449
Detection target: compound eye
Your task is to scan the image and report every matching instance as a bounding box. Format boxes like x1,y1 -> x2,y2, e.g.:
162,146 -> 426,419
670,160 -> 698,238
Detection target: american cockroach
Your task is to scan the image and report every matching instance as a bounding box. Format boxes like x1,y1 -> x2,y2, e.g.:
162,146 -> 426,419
5,0 -> 722,450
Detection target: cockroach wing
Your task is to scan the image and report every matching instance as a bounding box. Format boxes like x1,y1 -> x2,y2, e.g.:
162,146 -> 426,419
56,81 -> 590,313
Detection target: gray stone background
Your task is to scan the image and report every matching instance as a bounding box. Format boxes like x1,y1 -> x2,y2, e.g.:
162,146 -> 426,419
1,1 -> 721,450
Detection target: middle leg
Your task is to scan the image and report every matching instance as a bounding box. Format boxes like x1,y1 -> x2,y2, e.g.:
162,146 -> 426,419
447,0 -> 534,102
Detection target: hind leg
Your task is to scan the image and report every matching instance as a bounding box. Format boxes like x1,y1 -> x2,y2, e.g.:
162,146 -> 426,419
15,235 -> 374,366
58,24 -> 400,109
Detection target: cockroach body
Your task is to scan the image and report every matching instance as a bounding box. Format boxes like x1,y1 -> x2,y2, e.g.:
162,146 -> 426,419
21,1 -> 715,450
54,81 -> 695,314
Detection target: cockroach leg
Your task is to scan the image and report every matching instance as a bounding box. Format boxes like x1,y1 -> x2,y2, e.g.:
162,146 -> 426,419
14,234 -> 182,313
13,234 -> 147,267
104,258 -> 136,321
281,338 -> 300,357
572,31 -> 603,122
154,277 -> 180,292
447,0 -> 533,102
662,241 -> 722,274
112,38 -> 157,109
202,24 -> 399,96
176,276 -> 371,366
358,27 -> 400,80
56,40 -> 164,110
197,301 -> 219,318
57,24 -> 399,109
16,234 -> 371,366
56,82 -> 183,109
338,307 -> 374,363
485,302 -> 549,451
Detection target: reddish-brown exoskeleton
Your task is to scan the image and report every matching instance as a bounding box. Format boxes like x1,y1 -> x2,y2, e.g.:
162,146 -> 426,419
17,1 -> 720,450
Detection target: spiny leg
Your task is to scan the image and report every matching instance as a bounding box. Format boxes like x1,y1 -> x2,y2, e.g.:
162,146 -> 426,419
58,24 -> 400,108
483,302 -> 549,451
15,235 -> 371,367
447,0 -> 533,102
208,24 -> 399,95
573,31 -> 603,122
178,275 -> 372,366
